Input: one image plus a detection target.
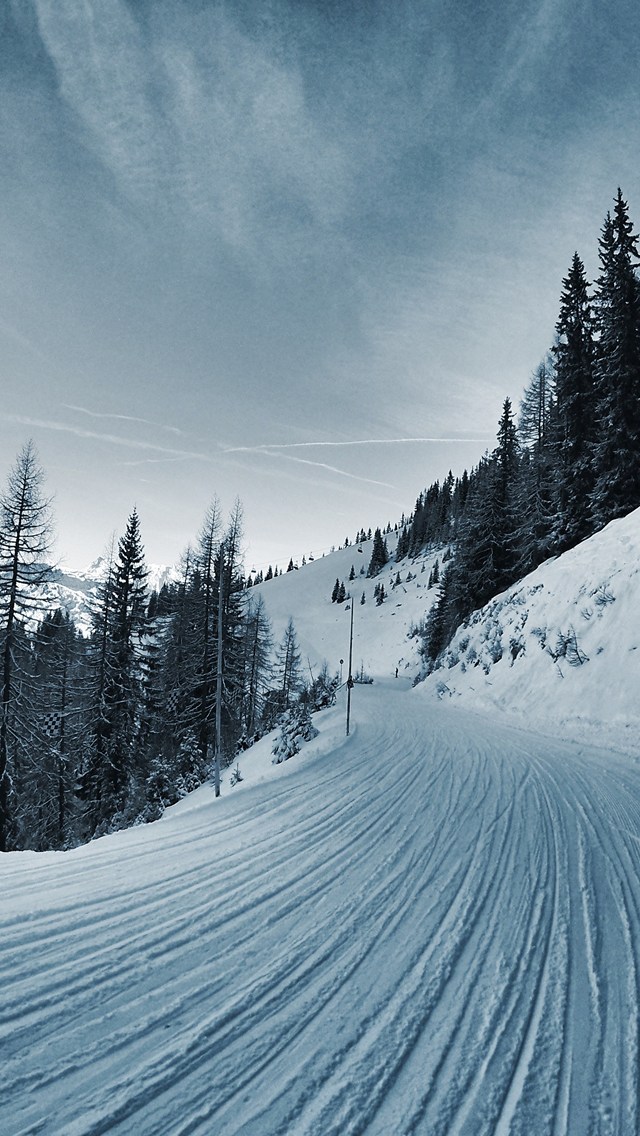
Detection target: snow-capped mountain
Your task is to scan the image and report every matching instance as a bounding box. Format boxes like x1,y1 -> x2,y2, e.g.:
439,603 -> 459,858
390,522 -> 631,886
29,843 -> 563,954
32,560 -> 179,635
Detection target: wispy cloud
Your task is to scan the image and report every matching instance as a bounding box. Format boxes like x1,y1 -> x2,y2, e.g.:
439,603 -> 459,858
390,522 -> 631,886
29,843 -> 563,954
119,456 -> 193,467
33,0 -> 351,256
246,448 -> 395,490
2,414 -> 211,461
281,452 -> 395,488
33,0 -> 168,209
64,404 -> 184,436
224,436 -> 491,454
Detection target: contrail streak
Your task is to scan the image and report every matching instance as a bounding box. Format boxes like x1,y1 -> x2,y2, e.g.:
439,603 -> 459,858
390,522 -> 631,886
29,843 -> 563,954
3,415 -> 211,461
224,436 -> 489,453
64,405 -> 184,436
271,451 -> 394,488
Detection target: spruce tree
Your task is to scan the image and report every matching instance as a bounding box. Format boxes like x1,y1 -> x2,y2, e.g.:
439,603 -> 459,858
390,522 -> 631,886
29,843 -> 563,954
84,511 -> 149,832
366,528 -> 389,577
590,191 -> 640,526
440,404 -> 520,646
218,500 -> 248,758
516,361 -> 559,571
553,253 -> 596,544
103,508 -> 149,824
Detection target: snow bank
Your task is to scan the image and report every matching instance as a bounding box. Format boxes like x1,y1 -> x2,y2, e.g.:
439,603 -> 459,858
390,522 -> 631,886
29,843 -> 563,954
418,508 -> 640,755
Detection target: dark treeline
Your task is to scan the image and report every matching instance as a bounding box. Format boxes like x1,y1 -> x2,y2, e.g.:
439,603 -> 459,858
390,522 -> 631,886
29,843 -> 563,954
394,189 -> 640,668
0,466 -> 336,852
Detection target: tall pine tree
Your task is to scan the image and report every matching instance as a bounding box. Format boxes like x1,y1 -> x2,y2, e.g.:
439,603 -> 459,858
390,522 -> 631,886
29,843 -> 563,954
590,191 -> 640,526
553,253 -> 596,544
87,510 -> 149,832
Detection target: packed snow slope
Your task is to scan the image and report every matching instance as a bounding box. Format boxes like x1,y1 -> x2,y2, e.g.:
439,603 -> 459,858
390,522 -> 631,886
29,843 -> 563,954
3,684 -> 640,1134
4,515 -> 640,1133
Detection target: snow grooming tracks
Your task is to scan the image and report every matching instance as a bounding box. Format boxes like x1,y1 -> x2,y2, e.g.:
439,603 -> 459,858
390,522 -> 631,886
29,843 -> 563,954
2,687 -> 640,1134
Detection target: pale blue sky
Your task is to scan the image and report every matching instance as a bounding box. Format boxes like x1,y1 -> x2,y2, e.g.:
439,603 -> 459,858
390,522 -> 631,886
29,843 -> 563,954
1,0 -> 638,570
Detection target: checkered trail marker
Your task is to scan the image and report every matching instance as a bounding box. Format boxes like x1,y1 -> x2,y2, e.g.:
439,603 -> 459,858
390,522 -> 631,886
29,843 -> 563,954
41,711 -> 62,738
166,690 -> 180,714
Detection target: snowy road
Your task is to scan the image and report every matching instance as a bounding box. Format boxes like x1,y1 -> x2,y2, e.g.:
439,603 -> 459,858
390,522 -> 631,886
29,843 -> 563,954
2,684 -> 640,1135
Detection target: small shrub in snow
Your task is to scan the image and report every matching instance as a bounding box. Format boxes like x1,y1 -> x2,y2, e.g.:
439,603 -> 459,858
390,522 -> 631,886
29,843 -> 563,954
592,584 -> 615,608
354,663 -> 373,684
308,661 -> 339,709
509,637 -> 525,663
272,704 -> 319,764
552,627 -> 589,666
482,621 -> 503,664
175,770 -> 203,798
229,764 -> 244,787
146,760 -> 180,811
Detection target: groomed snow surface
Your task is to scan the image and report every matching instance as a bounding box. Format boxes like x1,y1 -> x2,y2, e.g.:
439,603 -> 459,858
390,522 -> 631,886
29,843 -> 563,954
3,516 -> 640,1134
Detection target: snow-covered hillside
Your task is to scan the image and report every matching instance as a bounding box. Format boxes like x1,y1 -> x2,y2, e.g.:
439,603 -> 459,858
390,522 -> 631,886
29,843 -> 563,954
418,508 -> 640,755
255,510 -> 640,755
252,531 -> 440,683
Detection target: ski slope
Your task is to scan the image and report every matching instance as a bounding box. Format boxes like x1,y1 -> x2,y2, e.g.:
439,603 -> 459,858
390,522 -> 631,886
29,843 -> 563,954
3,681 -> 640,1134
